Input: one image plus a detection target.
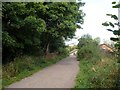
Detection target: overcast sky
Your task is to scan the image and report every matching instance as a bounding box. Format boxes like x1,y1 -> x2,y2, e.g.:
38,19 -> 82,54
65,0 -> 119,45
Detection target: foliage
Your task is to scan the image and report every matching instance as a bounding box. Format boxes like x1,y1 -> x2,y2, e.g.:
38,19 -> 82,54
102,1 -> 120,62
76,34 -> 117,88
2,2 -> 85,64
2,2 -> 85,88
75,53 -> 118,88
77,34 -> 100,60
66,45 -> 77,52
102,1 -> 120,88
2,54 -> 67,88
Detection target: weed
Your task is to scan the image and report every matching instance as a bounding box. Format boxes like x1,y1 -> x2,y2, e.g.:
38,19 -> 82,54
75,53 -> 118,88
2,54 -> 67,88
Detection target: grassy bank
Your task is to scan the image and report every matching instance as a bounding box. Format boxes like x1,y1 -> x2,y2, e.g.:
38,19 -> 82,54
2,54 -> 67,88
75,53 -> 118,88
75,34 -> 119,88
0,65 -> 2,90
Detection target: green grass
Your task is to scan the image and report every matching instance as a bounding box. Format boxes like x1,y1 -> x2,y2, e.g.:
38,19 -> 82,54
116,59 -> 120,89
2,54 -> 67,88
0,65 -> 2,90
75,54 -> 118,88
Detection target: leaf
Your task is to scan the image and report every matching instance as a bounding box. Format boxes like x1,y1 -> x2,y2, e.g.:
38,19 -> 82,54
106,14 -> 118,20
113,30 -> 120,35
112,2 -> 116,4
106,14 -> 112,16
76,24 -> 82,29
114,22 -> 120,27
107,29 -> 113,32
111,15 -> 118,20
109,22 -> 114,28
102,22 -> 109,26
112,4 -> 120,8
114,22 -> 119,25
110,37 -> 119,41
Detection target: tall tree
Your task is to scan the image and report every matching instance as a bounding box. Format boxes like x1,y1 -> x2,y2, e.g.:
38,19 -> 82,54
40,2 -> 85,54
77,34 -> 100,60
2,2 -> 85,63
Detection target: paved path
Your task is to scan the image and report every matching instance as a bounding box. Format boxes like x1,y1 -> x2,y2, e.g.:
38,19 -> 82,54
7,54 -> 79,88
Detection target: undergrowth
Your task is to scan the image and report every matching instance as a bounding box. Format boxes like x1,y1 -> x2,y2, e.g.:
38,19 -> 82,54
76,34 -> 118,88
75,53 -> 118,88
2,54 -> 67,88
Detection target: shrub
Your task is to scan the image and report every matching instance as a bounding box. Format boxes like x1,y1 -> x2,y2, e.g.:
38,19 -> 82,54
58,47 -> 69,56
77,45 -> 93,60
77,34 -> 101,61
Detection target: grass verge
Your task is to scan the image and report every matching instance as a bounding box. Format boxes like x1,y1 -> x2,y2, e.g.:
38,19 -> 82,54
0,65 -> 2,90
75,54 -> 118,88
2,54 -> 67,88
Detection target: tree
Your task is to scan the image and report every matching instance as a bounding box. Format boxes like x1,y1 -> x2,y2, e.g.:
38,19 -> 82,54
94,37 -> 100,45
2,2 -> 85,63
2,3 -> 46,63
40,2 -> 85,54
77,34 -> 93,48
77,34 -> 100,60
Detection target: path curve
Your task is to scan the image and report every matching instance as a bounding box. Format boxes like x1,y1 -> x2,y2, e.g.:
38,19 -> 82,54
7,54 -> 79,88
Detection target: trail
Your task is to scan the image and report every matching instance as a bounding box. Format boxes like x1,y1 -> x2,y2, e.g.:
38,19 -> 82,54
7,54 -> 79,88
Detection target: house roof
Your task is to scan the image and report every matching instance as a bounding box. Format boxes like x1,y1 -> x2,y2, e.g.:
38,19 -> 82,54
99,44 -> 113,52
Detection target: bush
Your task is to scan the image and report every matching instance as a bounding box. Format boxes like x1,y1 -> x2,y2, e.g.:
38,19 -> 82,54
58,47 -> 69,56
77,35 -> 101,61
2,54 -> 67,87
77,43 -> 101,60
77,45 -> 93,60
75,34 -> 118,88
75,52 -> 118,88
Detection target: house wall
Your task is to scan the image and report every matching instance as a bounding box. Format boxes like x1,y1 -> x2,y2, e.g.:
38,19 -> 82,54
100,44 -> 113,52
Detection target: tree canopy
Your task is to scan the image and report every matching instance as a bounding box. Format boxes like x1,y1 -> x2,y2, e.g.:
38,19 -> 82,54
2,2 -> 85,63
77,34 -> 100,60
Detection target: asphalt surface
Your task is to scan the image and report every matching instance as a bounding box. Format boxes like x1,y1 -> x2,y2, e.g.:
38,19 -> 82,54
7,54 -> 79,88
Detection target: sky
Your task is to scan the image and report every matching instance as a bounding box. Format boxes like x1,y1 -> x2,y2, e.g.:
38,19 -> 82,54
65,0 -> 119,46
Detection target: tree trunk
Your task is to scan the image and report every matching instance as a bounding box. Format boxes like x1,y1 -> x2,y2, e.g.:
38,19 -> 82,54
46,42 -> 50,55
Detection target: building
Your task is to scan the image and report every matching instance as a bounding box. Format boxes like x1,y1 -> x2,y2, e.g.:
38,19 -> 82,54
99,44 -> 113,53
